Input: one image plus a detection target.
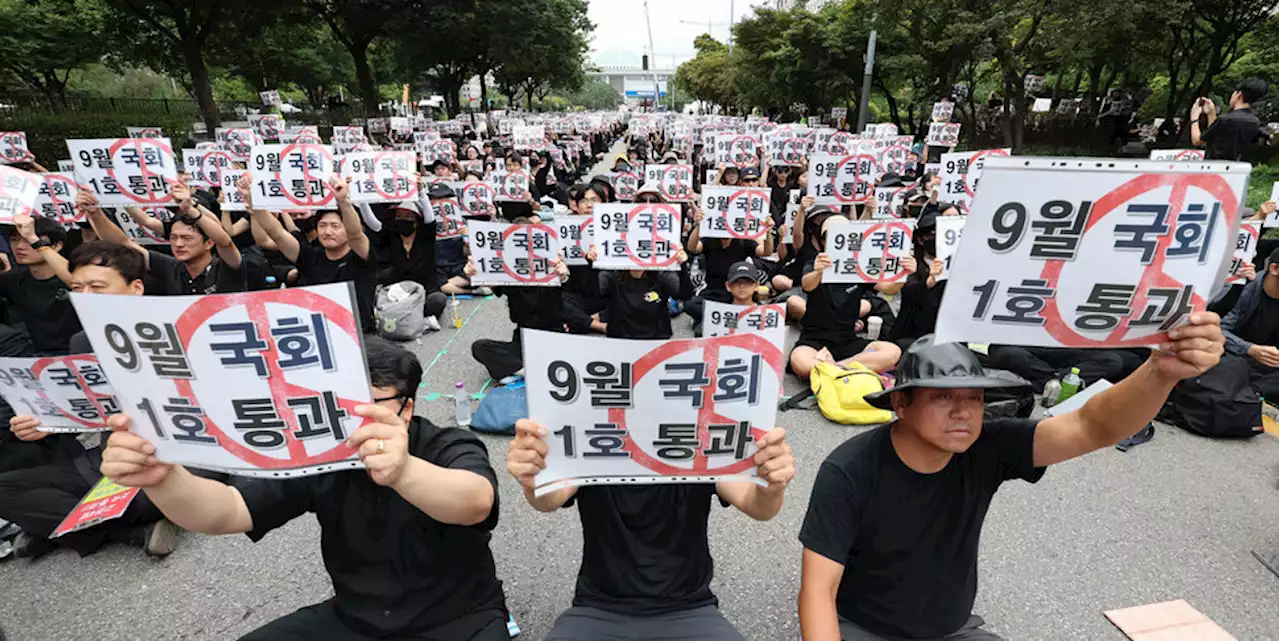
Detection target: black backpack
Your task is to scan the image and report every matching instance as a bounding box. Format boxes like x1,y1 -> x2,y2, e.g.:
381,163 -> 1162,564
1163,357 -> 1263,438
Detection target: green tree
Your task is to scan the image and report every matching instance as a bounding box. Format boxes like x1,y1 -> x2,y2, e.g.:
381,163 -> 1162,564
730,8 -> 850,118
211,15 -> 356,110
489,0 -> 591,111
559,78 -> 623,110
306,0 -> 413,116
0,0 -> 109,111
674,34 -> 739,112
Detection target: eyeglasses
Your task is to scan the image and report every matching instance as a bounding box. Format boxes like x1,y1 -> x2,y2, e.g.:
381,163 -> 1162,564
372,394 -> 410,413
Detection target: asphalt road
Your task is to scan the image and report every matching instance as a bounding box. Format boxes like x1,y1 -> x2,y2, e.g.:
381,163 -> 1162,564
0,145 -> 1275,640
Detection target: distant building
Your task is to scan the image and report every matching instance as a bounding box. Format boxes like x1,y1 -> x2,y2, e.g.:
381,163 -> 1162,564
589,48 -> 673,103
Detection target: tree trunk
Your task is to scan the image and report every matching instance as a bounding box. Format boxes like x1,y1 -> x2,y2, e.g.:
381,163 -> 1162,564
1070,69 -> 1082,96
349,41 -> 378,118
182,36 -> 221,132
480,72 -> 490,112
1082,63 -> 1103,117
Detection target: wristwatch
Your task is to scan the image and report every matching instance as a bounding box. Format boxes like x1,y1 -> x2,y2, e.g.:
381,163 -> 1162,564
30,238 -> 50,250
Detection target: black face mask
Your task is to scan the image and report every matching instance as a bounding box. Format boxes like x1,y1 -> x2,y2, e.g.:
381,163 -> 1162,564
917,233 -> 937,257
907,204 -> 924,218
389,219 -> 416,236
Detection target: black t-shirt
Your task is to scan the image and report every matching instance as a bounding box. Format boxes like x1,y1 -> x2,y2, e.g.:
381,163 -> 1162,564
295,243 -> 378,332
1237,290 -> 1278,347
496,286 -> 562,332
0,268 -> 82,355
701,239 -> 757,292
147,250 -> 247,296
569,485 -> 722,615
801,271 -> 869,343
800,419 -> 1045,638
436,236 -> 467,277
382,221 -> 439,292
600,270 -> 692,339
237,418 -> 506,636
1202,108 -> 1261,161
890,271 -> 946,343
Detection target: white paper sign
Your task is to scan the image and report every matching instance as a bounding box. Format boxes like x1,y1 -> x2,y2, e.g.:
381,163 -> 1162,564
644,164 -> 696,202
1149,149 -> 1206,161
249,144 -> 338,210
765,134 -> 808,165
823,219 -> 916,284
219,169 -> 249,212
1225,221 -> 1261,285
873,185 -> 910,219
249,114 -> 285,140
1031,98 -> 1053,113
66,138 -> 176,207
453,181 -> 497,218
926,122 -> 961,147
513,125 -> 545,151
605,171 -> 640,202
715,133 -> 760,168
700,186 -> 770,240
467,221 -> 561,286
592,203 -> 683,271
490,170 -> 531,202
931,102 -> 954,123
702,301 -> 786,347
525,330 -> 782,496
35,172 -> 82,226
556,215 -> 594,266
0,355 -> 119,432
808,153 -> 876,205
57,160 -> 74,172
936,216 -> 966,280
215,128 -> 260,162
780,189 -> 801,245
939,148 -> 1011,214
183,148 -> 233,188
260,90 -> 281,106
331,126 -> 367,154
935,157 -> 1250,348
340,151 -> 418,204
108,208 -> 170,245
0,132 -> 32,164
69,284 -> 375,477
125,127 -> 163,139
0,165 -> 43,223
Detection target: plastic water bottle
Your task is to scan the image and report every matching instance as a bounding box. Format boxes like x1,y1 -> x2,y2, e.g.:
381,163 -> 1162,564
264,275 -> 279,289
866,316 -> 883,340
454,382 -> 471,427
1041,379 -> 1061,407
1058,367 -> 1083,404
451,294 -> 463,329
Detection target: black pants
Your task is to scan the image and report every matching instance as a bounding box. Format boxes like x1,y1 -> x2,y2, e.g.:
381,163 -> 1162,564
1241,355 -> 1280,404
562,291 -> 607,334
684,290 -> 732,336
423,291 -> 447,318
0,455 -> 162,555
238,599 -> 508,641
472,328 -> 524,380
986,346 -> 1125,391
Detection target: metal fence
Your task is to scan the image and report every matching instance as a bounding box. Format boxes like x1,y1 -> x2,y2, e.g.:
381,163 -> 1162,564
0,92 -> 240,120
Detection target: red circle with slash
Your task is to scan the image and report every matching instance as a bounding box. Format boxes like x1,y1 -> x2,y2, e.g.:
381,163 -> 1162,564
496,223 -> 559,284
961,148 -> 1009,197
0,133 -> 30,162
1174,150 -> 1204,161
42,174 -> 83,225
1038,173 -> 1240,347
880,144 -> 910,175
720,189 -> 771,240
500,171 -> 531,200
428,140 -> 456,164
850,221 -> 914,283
200,150 -> 232,187
224,129 -> 255,160
273,144 -> 336,208
728,136 -> 759,168
776,137 -> 806,165
619,204 -> 682,268
368,151 -> 417,201
613,171 -> 639,201
170,288 -> 370,470
826,132 -> 855,154
1226,222 -> 1262,284
256,116 -> 282,140
725,304 -> 784,335
136,129 -> 162,139
660,165 -> 692,201
558,215 -> 593,262
830,154 -> 879,204
106,139 -> 175,205
459,182 -> 496,217
29,354 -> 117,429
607,332 -> 783,475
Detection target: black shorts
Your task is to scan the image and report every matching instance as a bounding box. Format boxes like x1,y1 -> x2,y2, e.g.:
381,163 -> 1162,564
436,264 -> 466,283
791,332 -> 870,363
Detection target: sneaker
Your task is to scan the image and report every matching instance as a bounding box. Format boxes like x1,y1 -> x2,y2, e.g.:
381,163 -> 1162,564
474,286 -> 494,297
143,519 -> 179,557
424,315 -> 441,331
13,532 -> 55,559
1114,423 -> 1155,452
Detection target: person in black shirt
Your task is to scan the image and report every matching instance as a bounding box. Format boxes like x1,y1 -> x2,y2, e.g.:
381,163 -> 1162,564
506,415 -> 795,641
378,199 -> 448,330
0,214 -> 79,355
1191,78 -> 1267,161
100,337 -> 509,641
798,328 -> 1226,641
890,213 -> 946,352
1219,248 -> 1279,404
684,201 -> 774,334
242,173 -> 379,333
586,244 -> 693,340
561,183 -> 609,334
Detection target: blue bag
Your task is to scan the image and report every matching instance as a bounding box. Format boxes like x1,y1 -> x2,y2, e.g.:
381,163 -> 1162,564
471,381 -> 526,435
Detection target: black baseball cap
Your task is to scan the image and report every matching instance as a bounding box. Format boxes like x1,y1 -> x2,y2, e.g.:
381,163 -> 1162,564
727,260 -> 761,284
740,167 -> 761,181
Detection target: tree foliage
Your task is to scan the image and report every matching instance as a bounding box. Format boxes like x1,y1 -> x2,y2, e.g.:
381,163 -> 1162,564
0,0 -> 109,110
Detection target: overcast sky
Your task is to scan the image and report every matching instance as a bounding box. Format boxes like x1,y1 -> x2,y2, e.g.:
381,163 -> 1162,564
587,0 -> 769,69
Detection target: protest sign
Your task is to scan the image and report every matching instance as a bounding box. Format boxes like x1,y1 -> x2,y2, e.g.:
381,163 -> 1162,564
936,216 -> 966,280
556,215 -> 594,266
780,190 -> 801,245
51,477 -> 140,539
644,164 -> 696,202
931,102 -> 954,123
108,208 -> 169,245
35,172 -> 81,226
926,122 -> 961,147
125,127 -> 163,139
490,170 -> 532,202
822,219 -> 916,284
182,147 -> 232,188
809,152 -> 876,205
525,329 -> 781,495
606,170 -> 639,202
260,90 -> 281,106
873,184 -> 911,219
513,125 -> 545,151
280,128 -> 323,145
765,134 -> 807,165
453,180 -> 497,217
430,192 -> 466,240
366,118 -> 387,134
1149,149 -> 1206,161
0,165 -> 42,224
215,127 -> 260,162
249,113 -> 285,140
339,151 -> 418,204
249,144 -> 338,210
57,160 -> 74,172
219,169 -> 249,211
832,107 -> 848,120
0,355 -> 119,432
934,157 -> 1250,348
1270,181 -> 1278,204
714,133 -> 760,168
331,126 -> 366,154
0,132 -> 32,164
421,139 -> 457,166
700,186 -> 770,240
389,117 -> 412,138
1032,98 -> 1053,113
1225,221 -> 1261,285
876,138 -> 912,177
466,220 -> 561,287
702,301 -> 786,346
70,283 -> 375,477
592,203 -> 682,271
811,128 -> 835,153
66,138 -> 176,207
873,123 -> 899,138
1024,74 -> 1046,92
939,148 -> 1011,214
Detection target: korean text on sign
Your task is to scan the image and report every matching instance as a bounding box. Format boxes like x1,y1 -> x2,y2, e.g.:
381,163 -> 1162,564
513,125 -> 545,151
250,144 -> 338,210
926,123 -> 961,147
557,215 -> 594,266
935,216 -> 966,281
644,164 -> 696,202
524,329 -> 784,496
938,148 -> 1010,214
466,220 -> 561,287
69,283 -> 375,477
0,355 -> 120,432
592,203 -> 682,271
823,219 -> 917,284
215,128 -> 260,162
340,151 -> 418,204
715,133 -> 760,168
700,186 -> 770,240
431,188 -> 466,240
66,138 -> 177,207
808,153 -> 876,205
702,301 -> 787,349
934,157 -> 1249,348
451,181 -> 497,218
490,170 -> 531,202
0,165 -> 42,224
52,477 -> 140,538
0,132 -> 32,163
183,148 -> 232,188
1225,221 -> 1261,285
36,173 -> 82,226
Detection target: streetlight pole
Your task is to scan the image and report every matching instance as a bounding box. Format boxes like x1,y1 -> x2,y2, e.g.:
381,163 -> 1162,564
855,29 -> 877,131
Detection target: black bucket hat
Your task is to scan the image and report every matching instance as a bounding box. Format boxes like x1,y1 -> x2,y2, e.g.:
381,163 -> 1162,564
864,336 -> 1031,410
